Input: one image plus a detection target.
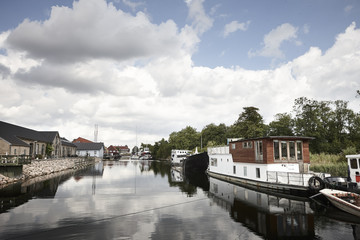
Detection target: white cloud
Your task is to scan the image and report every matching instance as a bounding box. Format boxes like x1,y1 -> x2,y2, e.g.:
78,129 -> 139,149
0,0 -> 359,149
223,20 -> 250,38
210,3 -> 221,16
303,24 -> 310,34
185,0 -> 213,35
122,0 -> 145,12
249,23 -> 299,59
345,5 -> 353,13
5,0 -> 184,64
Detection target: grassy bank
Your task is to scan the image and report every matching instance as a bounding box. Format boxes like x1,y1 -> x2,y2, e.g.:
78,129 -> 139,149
309,153 -> 348,177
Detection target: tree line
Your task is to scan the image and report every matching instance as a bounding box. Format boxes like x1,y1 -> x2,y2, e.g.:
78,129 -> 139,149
144,96 -> 360,159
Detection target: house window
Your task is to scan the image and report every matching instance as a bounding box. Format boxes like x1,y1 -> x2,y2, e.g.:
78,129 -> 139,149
94,151 -> 97,155
231,143 -> 236,149
233,165 -> 236,174
256,168 -> 260,178
350,159 -> 358,169
255,141 -> 263,161
24,149 -> 26,155
244,166 -> 247,176
14,149 -> 17,155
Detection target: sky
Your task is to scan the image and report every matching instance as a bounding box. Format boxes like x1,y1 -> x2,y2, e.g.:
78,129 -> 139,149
0,0 -> 360,149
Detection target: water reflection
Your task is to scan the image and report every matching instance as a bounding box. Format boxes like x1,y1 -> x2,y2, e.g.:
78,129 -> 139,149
0,160 -> 359,239
0,170 -> 74,213
208,176 -> 314,239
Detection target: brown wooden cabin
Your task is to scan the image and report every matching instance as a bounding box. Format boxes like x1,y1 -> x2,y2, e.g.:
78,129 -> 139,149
229,136 -> 313,165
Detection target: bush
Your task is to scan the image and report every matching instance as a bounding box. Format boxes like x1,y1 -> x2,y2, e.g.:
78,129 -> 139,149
310,152 -> 348,177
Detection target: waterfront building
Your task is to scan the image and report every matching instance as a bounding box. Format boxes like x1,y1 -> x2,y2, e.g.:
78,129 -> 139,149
0,121 -> 70,158
73,142 -> 105,158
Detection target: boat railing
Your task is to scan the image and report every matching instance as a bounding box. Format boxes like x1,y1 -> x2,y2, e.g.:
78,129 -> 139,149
207,146 -> 229,155
267,171 -> 314,186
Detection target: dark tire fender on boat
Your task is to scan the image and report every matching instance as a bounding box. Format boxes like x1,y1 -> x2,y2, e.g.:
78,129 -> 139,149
308,176 -> 325,191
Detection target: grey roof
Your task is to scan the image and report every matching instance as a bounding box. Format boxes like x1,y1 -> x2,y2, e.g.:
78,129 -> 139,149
61,137 -> 77,147
0,121 -> 50,146
74,142 -> 104,151
40,131 -> 59,142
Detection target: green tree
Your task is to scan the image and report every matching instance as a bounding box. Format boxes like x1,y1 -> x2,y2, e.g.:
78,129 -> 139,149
327,100 -> 355,153
168,126 -> 200,150
228,107 -> 267,139
268,113 -> 294,136
347,112 -> 360,151
293,97 -> 332,153
152,138 -> 172,159
46,143 -> 54,157
201,123 -> 227,147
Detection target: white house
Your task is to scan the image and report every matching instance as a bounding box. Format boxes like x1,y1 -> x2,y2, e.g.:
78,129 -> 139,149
74,142 -> 105,158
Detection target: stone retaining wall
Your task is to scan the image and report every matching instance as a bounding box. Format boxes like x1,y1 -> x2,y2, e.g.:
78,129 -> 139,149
0,158 -> 95,187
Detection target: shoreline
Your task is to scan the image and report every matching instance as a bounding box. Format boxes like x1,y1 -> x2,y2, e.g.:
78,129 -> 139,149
0,158 -> 97,189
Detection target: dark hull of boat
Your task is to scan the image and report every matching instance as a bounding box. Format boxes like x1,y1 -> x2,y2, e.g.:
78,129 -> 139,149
183,152 -> 209,175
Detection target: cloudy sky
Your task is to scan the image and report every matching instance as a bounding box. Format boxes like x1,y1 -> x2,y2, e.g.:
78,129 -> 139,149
0,0 -> 360,148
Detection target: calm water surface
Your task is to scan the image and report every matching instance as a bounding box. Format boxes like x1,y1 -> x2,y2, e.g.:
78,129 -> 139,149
0,160 -> 359,239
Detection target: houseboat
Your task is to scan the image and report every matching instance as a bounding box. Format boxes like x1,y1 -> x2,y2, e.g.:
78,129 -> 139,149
207,136 -> 325,196
171,149 -> 191,165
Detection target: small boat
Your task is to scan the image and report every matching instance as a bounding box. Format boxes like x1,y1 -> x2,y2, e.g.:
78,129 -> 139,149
320,188 -> 360,217
171,149 -> 190,165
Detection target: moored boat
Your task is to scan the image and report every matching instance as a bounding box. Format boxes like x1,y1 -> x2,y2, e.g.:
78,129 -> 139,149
207,136 -> 326,197
182,148 -> 209,175
171,149 -> 190,165
320,188 -> 360,217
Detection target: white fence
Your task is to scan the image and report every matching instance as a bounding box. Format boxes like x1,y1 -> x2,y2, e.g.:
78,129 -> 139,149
208,146 -> 229,155
267,171 -> 314,186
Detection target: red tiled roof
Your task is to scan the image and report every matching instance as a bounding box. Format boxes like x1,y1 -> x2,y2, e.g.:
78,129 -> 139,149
72,137 -> 93,143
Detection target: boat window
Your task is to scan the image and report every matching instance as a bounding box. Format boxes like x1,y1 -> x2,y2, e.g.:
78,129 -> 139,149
243,141 -> 252,148
289,141 -> 295,160
297,141 -> 303,160
281,142 -> 288,159
255,141 -> 263,161
256,168 -> 260,178
233,165 -> 236,174
350,159 -> 358,169
274,141 -> 280,160
211,158 -> 217,167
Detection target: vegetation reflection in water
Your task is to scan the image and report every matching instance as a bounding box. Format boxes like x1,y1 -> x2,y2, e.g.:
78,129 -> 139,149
0,160 -> 359,239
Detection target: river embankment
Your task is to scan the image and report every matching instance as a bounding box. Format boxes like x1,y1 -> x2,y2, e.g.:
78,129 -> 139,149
0,158 -> 96,187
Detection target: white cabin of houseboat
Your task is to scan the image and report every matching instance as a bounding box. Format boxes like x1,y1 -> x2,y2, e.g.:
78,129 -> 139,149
171,149 -> 191,164
208,136 -> 315,188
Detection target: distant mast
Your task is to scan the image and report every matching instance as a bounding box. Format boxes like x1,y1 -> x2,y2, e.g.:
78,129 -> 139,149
94,124 -> 98,142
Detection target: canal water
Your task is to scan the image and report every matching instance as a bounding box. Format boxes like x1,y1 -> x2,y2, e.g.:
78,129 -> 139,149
0,160 -> 359,240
